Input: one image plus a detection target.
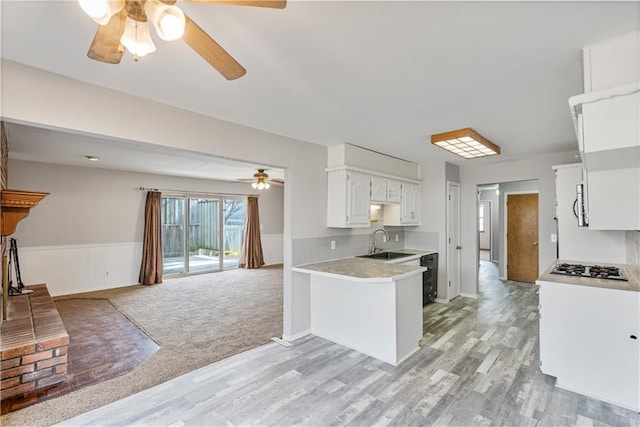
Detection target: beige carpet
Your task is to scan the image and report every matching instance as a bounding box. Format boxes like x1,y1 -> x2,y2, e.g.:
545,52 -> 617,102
1,265 -> 283,426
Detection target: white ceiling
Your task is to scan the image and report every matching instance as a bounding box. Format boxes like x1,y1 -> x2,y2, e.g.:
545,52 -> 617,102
1,1 -> 639,181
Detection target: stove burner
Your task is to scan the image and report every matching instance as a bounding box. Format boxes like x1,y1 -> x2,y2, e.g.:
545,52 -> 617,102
552,263 -> 627,281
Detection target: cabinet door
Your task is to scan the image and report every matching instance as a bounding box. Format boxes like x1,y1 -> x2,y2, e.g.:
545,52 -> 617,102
387,179 -> 402,203
400,183 -> 420,225
583,30 -> 640,92
538,282 -> 565,377
346,171 -> 371,226
539,281 -> 640,411
587,168 -> 640,230
370,176 -> 387,203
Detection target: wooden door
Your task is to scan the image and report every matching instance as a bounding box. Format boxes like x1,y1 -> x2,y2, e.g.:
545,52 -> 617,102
507,193 -> 539,283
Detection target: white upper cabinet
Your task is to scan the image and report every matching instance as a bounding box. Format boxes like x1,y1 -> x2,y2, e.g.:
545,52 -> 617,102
370,176 -> 387,203
387,180 -> 402,203
583,30 -> 640,93
400,182 -> 421,225
568,30 -> 640,230
327,169 -> 371,228
371,176 -> 402,203
586,168 -> 640,231
327,167 -> 421,228
384,182 -> 421,226
553,164 -> 626,262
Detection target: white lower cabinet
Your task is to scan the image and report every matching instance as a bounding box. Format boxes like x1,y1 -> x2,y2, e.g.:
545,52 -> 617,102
538,280 -> 640,411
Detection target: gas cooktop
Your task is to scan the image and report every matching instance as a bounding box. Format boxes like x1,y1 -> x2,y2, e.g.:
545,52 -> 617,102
551,263 -> 628,281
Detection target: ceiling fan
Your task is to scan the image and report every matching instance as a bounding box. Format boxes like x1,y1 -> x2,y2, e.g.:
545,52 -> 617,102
238,169 -> 284,190
78,0 -> 286,80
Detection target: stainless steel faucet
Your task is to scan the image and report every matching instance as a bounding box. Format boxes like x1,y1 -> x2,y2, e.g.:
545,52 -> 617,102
370,228 -> 390,254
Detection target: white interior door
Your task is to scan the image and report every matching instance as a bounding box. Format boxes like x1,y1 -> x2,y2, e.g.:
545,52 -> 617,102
447,182 -> 461,299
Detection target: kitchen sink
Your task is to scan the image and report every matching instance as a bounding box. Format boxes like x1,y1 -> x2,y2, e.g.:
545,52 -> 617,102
357,251 -> 414,260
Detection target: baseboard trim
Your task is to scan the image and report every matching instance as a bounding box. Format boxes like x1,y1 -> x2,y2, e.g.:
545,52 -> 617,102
434,298 -> 449,303
461,292 -> 478,299
282,329 -> 311,342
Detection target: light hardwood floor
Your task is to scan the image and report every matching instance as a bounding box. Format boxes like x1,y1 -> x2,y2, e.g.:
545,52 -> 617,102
60,262 -> 640,426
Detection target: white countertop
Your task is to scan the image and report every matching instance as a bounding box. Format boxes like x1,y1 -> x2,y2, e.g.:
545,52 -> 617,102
536,260 -> 640,293
292,249 -> 436,283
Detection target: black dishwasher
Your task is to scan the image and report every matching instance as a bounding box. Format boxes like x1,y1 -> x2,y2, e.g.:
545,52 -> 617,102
420,253 -> 438,305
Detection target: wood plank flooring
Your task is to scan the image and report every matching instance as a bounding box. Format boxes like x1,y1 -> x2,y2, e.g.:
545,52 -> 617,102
1,299 -> 159,414
60,262 -> 640,426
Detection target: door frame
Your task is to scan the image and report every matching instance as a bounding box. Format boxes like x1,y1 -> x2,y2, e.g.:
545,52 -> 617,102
446,181 -> 461,301
503,190 -> 539,281
161,192 -> 247,277
478,199 -> 492,259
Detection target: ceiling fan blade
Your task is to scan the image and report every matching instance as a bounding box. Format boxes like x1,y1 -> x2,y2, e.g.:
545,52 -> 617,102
182,14 -> 246,80
184,0 -> 286,8
87,9 -> 127,64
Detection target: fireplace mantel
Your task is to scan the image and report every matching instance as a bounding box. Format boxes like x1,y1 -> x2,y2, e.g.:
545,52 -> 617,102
1,189 -> 49,236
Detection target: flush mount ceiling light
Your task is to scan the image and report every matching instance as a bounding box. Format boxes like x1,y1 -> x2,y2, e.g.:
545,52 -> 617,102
430,128 -> 500,159
85,155 -> 100,161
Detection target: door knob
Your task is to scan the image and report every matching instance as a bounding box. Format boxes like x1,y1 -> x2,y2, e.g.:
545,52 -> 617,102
533,241 -> 538,246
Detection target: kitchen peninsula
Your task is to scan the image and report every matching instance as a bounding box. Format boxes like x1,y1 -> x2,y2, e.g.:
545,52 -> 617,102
293,252 -> 429,365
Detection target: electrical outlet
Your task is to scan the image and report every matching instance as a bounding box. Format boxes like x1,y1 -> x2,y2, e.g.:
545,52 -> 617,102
395,234 -> 399,242
331,240 -> 336,250
105,271 -> 110,276
551,234 -> 557,243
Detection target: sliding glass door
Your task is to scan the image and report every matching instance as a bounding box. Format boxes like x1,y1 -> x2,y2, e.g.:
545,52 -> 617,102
161,195 -> 246,276
162,196 -> 186,275
188,198 -> 220,273
223,199 -> 246,269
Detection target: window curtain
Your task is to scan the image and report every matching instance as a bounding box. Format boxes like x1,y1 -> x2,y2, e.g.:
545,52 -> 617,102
239,196 -> 265,269
139,191 -> 163,285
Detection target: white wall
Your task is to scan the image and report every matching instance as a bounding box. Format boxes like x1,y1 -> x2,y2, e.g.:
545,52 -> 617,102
403,160 -> 460,301
459,151 -> 577,296
7,159 -> 284,296
1,60 -> 325,340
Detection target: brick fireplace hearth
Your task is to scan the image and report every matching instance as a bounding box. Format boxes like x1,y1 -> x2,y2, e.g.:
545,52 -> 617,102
1,284 -> 68,398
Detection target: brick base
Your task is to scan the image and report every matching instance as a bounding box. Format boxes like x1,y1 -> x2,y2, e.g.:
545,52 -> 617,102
1,285 -> 68,399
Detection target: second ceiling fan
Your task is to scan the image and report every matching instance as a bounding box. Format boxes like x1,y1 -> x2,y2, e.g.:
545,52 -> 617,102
79,0 -> 286,80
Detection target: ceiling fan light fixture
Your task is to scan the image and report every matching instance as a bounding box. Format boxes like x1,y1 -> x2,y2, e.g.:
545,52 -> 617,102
78,0 -> 124,25
120,17 -> 156,59
249,169 -> 272,190
145,0 -> 186,41
430,128 -> 500,159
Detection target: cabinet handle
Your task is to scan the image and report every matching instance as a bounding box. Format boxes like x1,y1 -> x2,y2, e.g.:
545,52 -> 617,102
631,335 -> 638,340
